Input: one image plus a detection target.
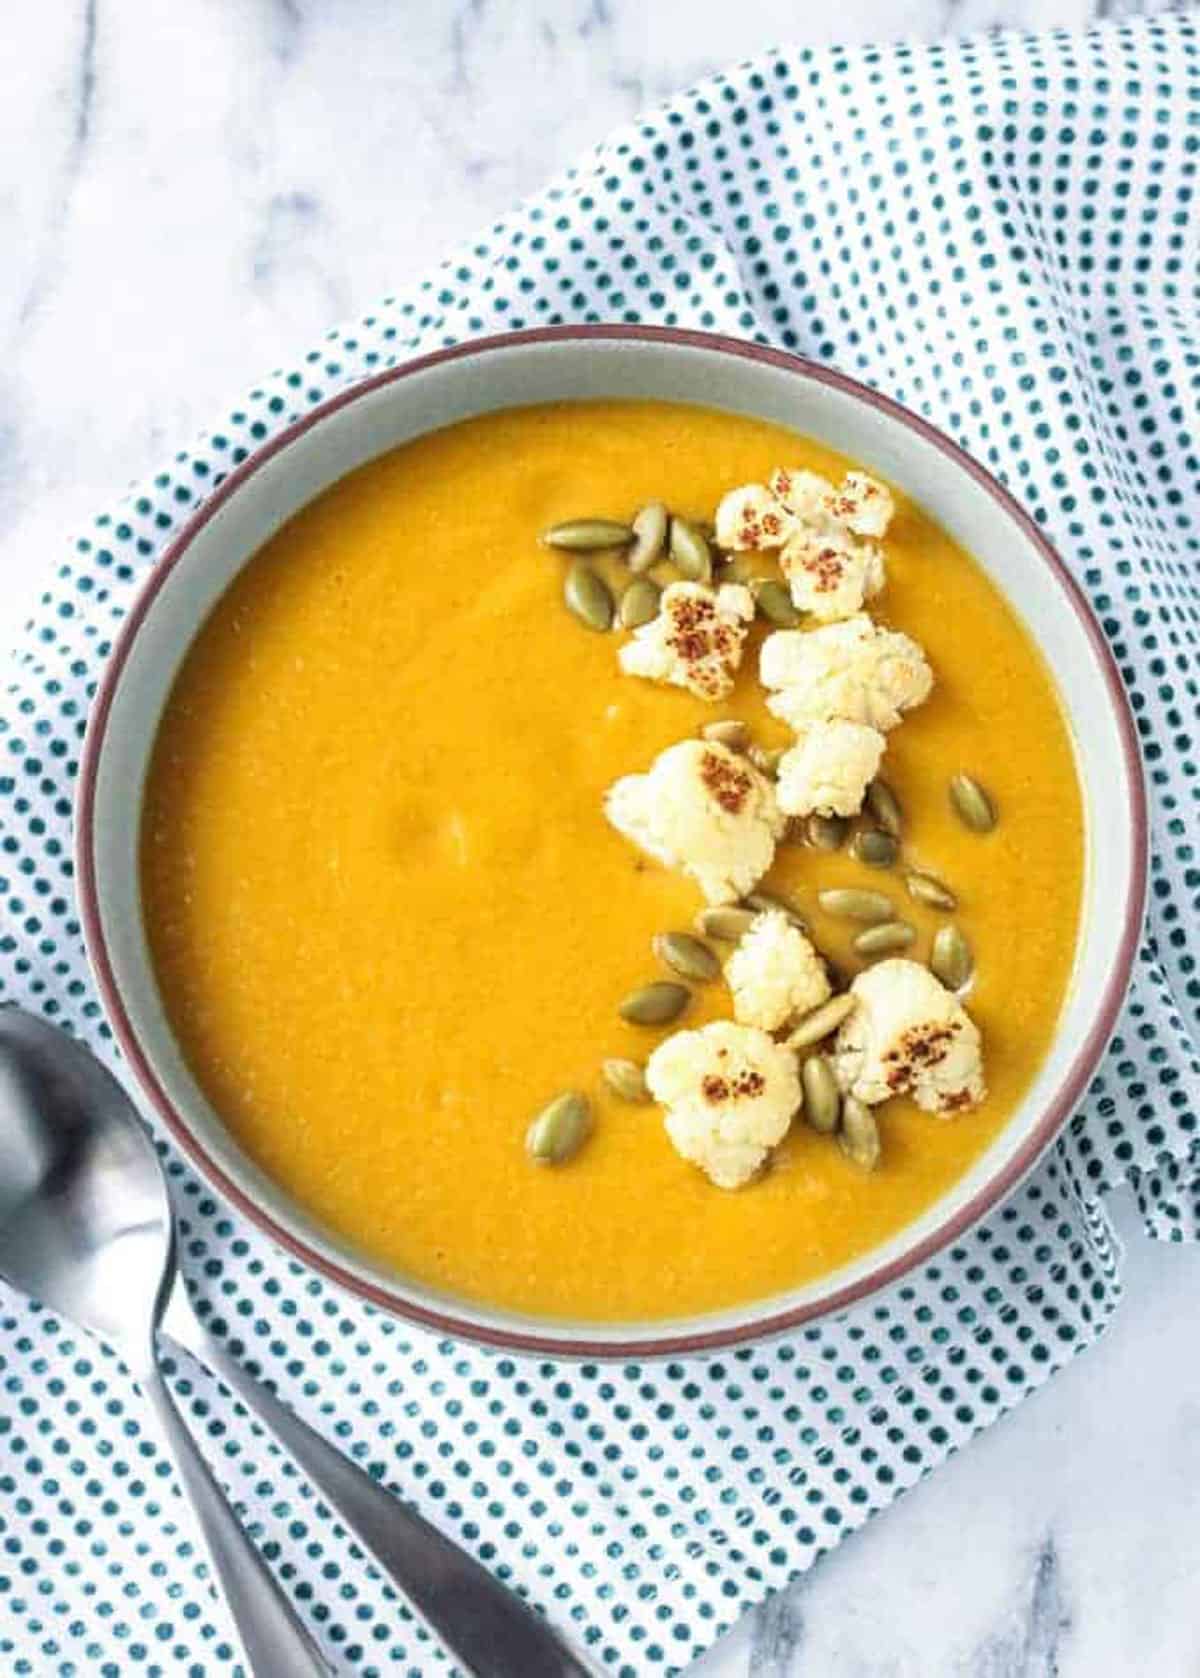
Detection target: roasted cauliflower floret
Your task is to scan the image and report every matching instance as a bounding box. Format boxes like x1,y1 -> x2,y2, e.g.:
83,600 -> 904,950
618,582 -> 754,701
724,909 -> 832,1033
760,615 -> 934,732
713,484 -> 796,552
780,527 -> 886,623
712,469 -> 893,623
646,1020 -> 802,1189
833,959 -> 986,1116
825,470 -> 895,538
775,719 -> 886,818
604,739 -> 786,905
767,466 -> 836,522
714,467 -> 894,562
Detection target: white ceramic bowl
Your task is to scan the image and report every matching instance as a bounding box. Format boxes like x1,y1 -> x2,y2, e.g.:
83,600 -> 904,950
77,327 -> 1146,1358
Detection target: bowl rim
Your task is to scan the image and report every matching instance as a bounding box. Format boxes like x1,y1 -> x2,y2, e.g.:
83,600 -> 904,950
75,323 -> 1148,1358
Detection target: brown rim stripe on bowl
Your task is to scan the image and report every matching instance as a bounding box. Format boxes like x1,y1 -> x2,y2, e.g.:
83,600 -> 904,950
74,325 -> 1148,1359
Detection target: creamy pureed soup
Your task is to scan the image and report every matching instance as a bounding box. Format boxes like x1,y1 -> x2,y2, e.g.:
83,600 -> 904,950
141,401 -> 1084,1321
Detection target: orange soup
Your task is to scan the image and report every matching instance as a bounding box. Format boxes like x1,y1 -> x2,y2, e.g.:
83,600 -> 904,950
141,401 -> 1083,1321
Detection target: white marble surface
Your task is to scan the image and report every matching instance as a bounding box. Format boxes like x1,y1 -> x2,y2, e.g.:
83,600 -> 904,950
2,2 -> 1197,1674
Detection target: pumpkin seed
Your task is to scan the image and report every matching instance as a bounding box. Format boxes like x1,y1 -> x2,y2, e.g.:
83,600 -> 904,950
526,1092 -> 592,1164
906,870 -> 958,911
668,517 -> 713,582
542,517 -> 632,551
694,905 -> 758,943
653,931 -> 720,983
602,1058 -> 651,1104
702,719 -> 751,752
853,920 -> 916,956
723,557 -> 758,586
745,890 -> 807,931
788,992 -> 857,1050
627,501 -> 668,573
850,828 -> 900,869
804,812 -> 848,851
949,773 -> 997,833
930,923 -> 974,990
802,1055 -> 842,1134
564,562 -> 614,632
838,1097 -> 882,1170
619,980 -> 690,1026
752,578 -> 802,628
818,887 -> 895,924
866,779 -> 903,838
618,576 -> 661,630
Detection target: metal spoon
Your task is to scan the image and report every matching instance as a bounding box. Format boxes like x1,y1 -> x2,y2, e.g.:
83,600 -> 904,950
0,1007 -> 591,1677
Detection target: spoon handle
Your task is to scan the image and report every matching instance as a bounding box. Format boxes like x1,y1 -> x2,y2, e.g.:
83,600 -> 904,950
141,1366 -> 335,1678
163,1307 -> 594,1678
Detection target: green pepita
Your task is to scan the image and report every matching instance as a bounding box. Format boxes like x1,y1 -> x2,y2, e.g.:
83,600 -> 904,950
802,1055 -> 842,1134
722,558 -> 758,587
526,1092 -> 592,1164
751,578 -> 802,628
602,1058 -> 651,1105
804,812 -> 848,851
838,1097 -> 882,1171
627,502 -> 668,573
866,779 -> 903,838
618,576 -> 661,630
930,923 -> 974,991
564,562 -> 615,632
619,980 -> 691,1026
818,888 -> 895,924
542,517 -> 633,552
906,870 -> 958,911
668,517 -> 713,582
694,905 -> 758,943
701,719 -> 751,752
653,931 -> 721,983
850,828 -> 900,869
853,920 -> 916,956
949,773 -> 997,833
787,992 -> 857,1050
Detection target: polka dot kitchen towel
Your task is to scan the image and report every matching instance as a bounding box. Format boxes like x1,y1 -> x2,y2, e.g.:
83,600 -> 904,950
2,12 -> 1199,1677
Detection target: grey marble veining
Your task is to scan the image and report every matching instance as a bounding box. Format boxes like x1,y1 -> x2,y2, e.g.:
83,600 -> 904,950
1,2 -> 1196,1674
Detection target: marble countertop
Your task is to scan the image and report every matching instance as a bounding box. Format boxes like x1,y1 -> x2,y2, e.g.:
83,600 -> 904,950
2,1 -> 1197,1674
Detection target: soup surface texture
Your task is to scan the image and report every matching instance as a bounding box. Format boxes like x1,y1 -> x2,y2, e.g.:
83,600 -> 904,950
142,400 -> 1083,1322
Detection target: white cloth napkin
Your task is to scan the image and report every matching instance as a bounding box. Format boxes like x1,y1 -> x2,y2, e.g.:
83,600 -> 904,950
1,13 -> 1198,1676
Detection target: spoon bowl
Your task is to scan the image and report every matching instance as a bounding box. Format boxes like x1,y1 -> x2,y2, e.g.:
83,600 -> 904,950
0,1008 -> 171,1368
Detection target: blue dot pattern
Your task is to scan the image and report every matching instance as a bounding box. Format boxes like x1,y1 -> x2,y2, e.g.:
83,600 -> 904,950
2,14 -> 1199,1676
